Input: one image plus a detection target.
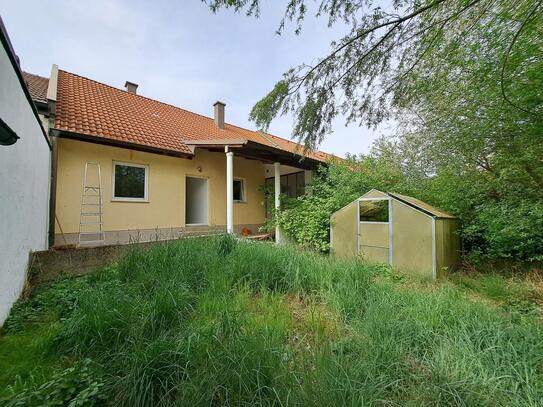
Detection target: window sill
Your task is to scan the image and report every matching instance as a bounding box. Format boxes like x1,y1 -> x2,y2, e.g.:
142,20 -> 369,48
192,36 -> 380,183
111,198 -> 149,203
234,200 -> 247,204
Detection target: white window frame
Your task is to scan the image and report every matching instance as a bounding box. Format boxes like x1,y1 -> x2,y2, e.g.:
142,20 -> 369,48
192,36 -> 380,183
233,177 -> 246,203
112,161 -> 149,202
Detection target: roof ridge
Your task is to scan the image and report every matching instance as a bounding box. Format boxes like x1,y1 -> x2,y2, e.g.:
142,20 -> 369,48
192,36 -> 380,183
58,68 -> 332,158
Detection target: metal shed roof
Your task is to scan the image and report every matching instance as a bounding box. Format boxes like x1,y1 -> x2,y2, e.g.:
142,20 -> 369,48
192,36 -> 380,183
387,192 -> 455,219
359,189 -> 455,219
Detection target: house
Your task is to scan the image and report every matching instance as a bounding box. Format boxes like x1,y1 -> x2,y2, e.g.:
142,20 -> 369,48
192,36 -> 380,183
23,66 -> 334,246
0,18 -> 51,323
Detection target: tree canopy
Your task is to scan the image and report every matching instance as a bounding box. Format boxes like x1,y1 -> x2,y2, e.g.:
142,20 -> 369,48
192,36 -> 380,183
207,0 -> 543,262
206,0 -> 542,148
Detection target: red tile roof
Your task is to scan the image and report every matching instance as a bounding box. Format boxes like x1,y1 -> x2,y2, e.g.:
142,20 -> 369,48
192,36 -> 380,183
54,70 -> 335,162
22,71 -> 49,103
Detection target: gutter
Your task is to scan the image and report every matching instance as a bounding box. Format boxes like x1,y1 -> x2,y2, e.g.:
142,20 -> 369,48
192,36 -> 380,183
47,64 -> 59,247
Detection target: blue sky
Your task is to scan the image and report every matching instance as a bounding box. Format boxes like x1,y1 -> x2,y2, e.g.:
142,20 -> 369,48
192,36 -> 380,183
1,0 -> 391,157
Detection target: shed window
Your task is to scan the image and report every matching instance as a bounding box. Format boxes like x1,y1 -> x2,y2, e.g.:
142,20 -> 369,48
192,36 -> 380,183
359,200 -> 389,222
113,162 -> 148,201
233,178 -> 245,202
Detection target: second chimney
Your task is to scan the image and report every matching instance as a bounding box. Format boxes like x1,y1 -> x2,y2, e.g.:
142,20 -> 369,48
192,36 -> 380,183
214,101 -> 225,129
125,81 -> 138,95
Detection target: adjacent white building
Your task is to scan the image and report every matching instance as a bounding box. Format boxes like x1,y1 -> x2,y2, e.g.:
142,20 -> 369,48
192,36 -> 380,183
0,18 -> 51,324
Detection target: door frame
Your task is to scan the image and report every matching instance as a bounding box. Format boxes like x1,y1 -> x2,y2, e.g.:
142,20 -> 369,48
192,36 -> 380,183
357,196 -> 393,265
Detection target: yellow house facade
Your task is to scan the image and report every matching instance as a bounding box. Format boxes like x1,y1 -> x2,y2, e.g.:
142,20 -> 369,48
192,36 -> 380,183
54,139 -> 271,245
26,67 -> 332,246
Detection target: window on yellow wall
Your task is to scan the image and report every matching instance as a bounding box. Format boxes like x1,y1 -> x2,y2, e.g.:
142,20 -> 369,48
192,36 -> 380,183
112,161 -> 148,201
233,178 -> 245,202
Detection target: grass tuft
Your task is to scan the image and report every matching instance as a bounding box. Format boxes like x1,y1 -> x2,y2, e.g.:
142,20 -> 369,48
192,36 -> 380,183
2,236 -> 542,406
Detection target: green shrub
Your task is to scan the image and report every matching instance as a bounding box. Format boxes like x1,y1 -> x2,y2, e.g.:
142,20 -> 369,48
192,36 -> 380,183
463,198 -> 543,261
3,359 -> 105,407
274,159 -> 407,252
2,277 -> 92,334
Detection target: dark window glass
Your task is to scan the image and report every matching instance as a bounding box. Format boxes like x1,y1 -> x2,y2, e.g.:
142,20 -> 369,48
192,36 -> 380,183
280,175 -> 288,194
233,179 -> 244,201
114,164 -> 146,199
287,173 -> 297,198
265,171 -> 306,199
359,200 -> 389,222
296,172 -> 305,196
264,171 -> 306,217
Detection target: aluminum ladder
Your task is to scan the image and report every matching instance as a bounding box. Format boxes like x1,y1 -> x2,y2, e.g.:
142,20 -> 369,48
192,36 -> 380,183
78,162 -> 105,246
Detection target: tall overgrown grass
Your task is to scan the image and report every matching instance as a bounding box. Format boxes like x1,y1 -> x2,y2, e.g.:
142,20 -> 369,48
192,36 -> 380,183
2,236 -> 543,406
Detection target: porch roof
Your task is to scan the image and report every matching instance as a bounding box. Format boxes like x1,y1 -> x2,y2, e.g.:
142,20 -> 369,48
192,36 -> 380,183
52,69 -> 337,166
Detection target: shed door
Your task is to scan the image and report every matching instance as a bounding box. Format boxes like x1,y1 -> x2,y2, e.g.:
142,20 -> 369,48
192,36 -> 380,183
358,199 -> 390,264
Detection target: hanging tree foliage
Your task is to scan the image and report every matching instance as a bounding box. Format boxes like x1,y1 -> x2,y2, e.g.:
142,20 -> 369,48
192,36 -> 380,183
206,0 -> 543,261
205,0 -> 542,148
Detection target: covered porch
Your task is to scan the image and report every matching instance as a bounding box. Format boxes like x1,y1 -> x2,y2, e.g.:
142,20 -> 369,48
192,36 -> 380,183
186,137 -> 321,243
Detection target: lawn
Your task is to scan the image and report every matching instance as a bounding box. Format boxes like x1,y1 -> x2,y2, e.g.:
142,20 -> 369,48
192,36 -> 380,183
1,236 -> 542,406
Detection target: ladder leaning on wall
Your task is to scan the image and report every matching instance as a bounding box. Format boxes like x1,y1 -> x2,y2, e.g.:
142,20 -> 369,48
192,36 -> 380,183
78,162 -> 105,246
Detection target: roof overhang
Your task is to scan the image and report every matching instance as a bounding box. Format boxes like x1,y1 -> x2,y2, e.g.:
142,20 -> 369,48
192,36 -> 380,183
51,129 -> 194,159
186,138 -> 247,153
192,138 -> 324,170
243,140 -> 323,169
50,129 -> 327,169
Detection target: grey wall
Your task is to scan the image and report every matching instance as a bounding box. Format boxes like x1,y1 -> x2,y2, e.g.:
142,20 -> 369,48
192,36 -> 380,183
0,41 -> 51,324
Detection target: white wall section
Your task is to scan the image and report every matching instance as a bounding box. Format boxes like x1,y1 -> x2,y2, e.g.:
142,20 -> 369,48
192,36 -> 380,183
0,29 -> 51,324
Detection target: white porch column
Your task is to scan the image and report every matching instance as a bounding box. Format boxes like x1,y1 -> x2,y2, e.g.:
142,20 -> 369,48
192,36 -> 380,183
274,162 -> 281,243
226,149 -> 234,234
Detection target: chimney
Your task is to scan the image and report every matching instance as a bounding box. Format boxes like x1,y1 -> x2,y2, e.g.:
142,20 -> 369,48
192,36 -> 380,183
214,101 -> 225,129
125,81 -> 138,94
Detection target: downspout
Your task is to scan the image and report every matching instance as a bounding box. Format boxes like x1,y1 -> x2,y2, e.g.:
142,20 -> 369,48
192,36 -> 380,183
47,64 -> 58,247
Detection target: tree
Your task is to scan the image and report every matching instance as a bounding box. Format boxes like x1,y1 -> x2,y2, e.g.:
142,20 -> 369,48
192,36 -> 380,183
205,0 -> 542,149
207,0 -> 543,261
366,0 -> 543,260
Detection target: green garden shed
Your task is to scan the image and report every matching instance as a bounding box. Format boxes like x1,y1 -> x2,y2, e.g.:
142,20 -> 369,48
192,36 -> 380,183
330,189 -> 460,279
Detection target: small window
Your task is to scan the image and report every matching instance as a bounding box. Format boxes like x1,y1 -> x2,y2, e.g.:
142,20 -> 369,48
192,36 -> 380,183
233,178 -> 245,202
113,161 -> 148,201
360,200 -> 389,222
